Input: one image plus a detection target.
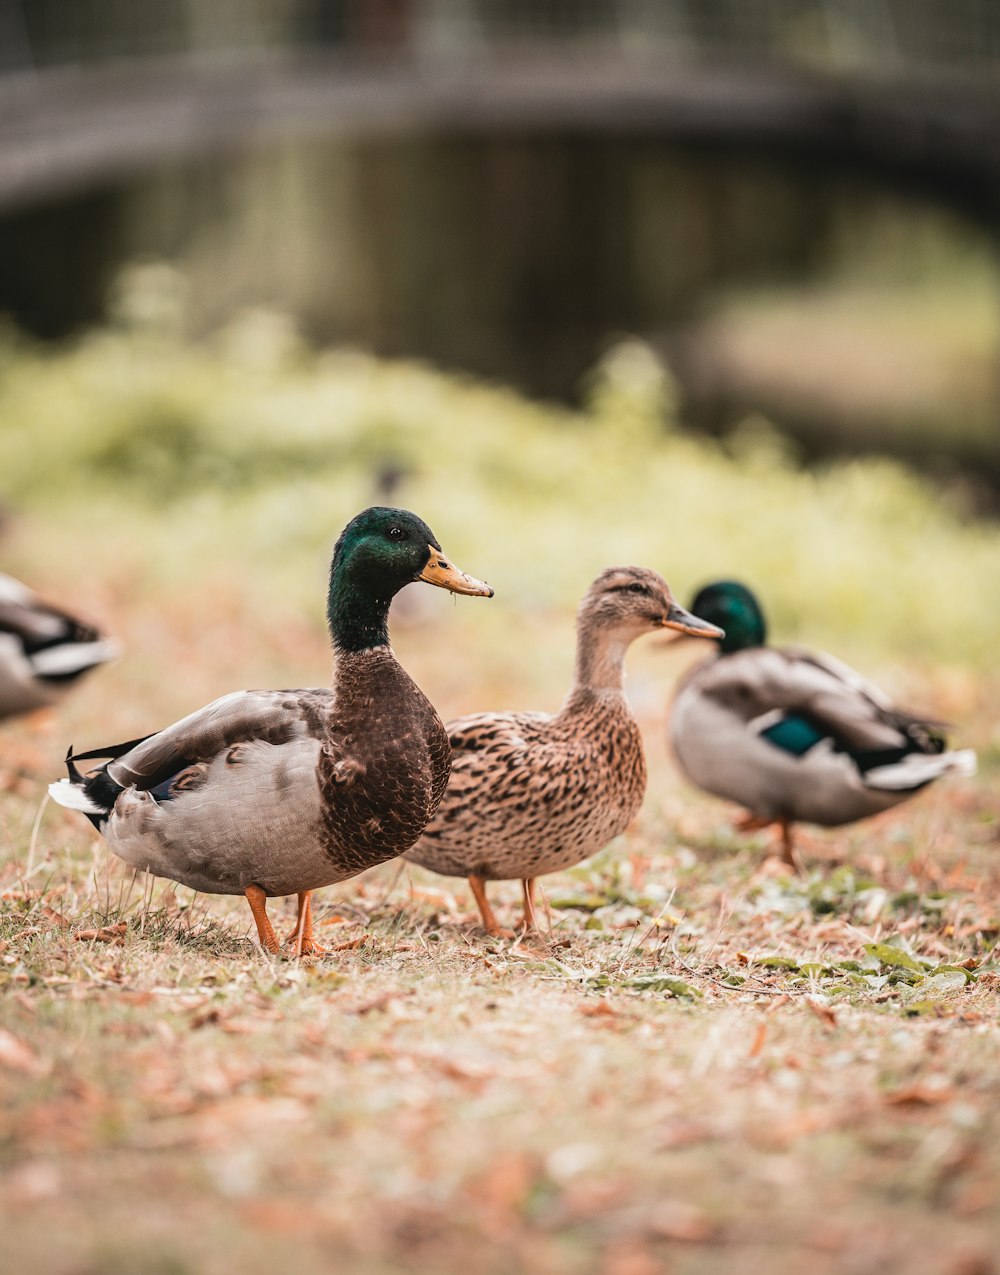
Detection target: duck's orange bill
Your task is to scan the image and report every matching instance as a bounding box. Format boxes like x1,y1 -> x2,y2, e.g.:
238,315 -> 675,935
418,548 -> 494,597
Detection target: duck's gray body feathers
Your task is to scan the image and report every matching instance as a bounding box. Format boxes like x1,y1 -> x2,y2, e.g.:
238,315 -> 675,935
671,645 -> 976,827
56,648 -> 452,898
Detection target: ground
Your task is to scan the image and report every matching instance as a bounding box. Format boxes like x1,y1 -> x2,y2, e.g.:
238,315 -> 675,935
1,577 -> 997,1275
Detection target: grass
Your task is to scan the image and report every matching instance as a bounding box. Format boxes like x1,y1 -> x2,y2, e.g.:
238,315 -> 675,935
1,293 -> 999,1273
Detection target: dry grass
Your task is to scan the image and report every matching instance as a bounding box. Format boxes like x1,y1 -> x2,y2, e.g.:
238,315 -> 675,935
1,566 -> 998,1275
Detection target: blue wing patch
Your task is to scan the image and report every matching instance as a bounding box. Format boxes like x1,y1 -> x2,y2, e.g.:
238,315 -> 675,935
760,715 -> 826,757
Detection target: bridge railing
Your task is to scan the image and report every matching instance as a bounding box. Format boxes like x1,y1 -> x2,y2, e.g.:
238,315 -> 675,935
1,0 -> 999,80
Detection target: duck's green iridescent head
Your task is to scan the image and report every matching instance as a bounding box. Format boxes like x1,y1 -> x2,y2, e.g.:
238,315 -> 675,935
688,581 -> 767,653
329,506 -> 492,651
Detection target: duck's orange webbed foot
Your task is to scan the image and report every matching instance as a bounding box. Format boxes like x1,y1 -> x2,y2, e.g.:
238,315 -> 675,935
285,891 -> 330,958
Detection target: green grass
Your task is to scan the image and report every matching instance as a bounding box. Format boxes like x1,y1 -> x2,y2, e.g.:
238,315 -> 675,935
1,288 -> 999,1273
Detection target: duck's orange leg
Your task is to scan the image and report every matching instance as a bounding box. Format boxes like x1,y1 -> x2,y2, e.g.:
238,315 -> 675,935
734,812 -> 773,834
244,884 -> 281,954
522,877 -> 539,933
286,891 -> 329,957
468,874 -> 513,939
778,820 -> 804,872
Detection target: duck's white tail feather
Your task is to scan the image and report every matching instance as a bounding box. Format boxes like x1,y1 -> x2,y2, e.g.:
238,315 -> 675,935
865,748 -> 977,791
31,639 -> 121,678
48,778 -> 103,814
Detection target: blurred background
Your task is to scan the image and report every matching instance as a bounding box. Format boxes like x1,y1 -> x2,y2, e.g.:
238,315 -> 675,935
4,0 -> 1000,492
0,0 -> 998,755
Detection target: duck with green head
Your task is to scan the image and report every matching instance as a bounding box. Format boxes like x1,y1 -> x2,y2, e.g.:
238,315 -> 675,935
49,507 -> 493,954
669,581 -> 976,866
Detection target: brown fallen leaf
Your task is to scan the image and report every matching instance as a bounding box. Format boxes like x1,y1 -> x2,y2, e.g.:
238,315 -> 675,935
75,922 -> 128,943
806,996 -> 838,1029
350,990 -> 411,1016
749,1021 -> 768,1058
117,991 -> 155,1007
0,1028 -> 48,1076
579,1001 -> 621,1019
42,906 -> 71,930
331,934 -> 368,952
12,991 -> 36,1015
884,1083 -> 957,1107
189,1006 -> 223,1030
220,1019 -> 258,1035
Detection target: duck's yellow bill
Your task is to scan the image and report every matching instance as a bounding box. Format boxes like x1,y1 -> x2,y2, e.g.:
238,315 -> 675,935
663,603 -> 724,639
418,548 -> 494,597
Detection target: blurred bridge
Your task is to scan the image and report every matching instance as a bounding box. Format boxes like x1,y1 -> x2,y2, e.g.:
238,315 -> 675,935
2,0 -> 1000,217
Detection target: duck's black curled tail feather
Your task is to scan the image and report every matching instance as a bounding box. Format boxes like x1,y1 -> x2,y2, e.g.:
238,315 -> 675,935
49,744 -> 130,830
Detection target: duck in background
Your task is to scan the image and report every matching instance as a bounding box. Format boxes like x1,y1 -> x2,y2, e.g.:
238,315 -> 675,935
0,573 -> 119,723
405,566 -> 723,937
669,580 -> 976,867
49,507 -> 493,956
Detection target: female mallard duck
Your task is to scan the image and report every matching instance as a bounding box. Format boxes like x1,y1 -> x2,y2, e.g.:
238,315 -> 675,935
669,581 -> 977,866
49,507 -> 493,955
0,573 -> 119,722
404,566 -> 722,936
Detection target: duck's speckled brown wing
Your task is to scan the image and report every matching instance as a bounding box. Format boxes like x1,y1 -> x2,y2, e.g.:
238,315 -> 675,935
405,699 -> 646,881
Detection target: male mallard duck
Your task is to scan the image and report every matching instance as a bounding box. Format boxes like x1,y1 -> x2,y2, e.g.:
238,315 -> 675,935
0,573 -> 119,723
669,581 -> 977,866
404,567 -> 722,936
49,507 -> 493,955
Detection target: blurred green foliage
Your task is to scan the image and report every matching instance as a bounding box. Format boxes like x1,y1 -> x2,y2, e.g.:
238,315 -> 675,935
1,265 -> 997,668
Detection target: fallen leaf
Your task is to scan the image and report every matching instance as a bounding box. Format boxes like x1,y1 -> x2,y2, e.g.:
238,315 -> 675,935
749,1021 -> 768,1058
350,990 -> 412,1016
42,906 -> 71,929
806,996 -> 838,1029
579,1001 -> 620,1019
884,1083 -> 957,1107
75,922 -> 128,943
332,935 -> 368,952
0,1028 -> 48,1076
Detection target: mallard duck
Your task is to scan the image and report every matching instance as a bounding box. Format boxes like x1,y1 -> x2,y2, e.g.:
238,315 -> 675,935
0,573 -> 119,722
669,580 -> 977,866
48,507 -> 493,955
404,567 -> 723,936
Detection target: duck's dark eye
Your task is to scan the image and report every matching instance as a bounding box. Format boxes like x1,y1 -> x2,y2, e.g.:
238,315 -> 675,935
387,526 -> 405,541
628,583 -> 647,595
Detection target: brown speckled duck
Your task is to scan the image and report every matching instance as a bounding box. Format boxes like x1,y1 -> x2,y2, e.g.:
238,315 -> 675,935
0,573 -> 118,722
49,507 -> 493,955
404,566 -> 722,936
